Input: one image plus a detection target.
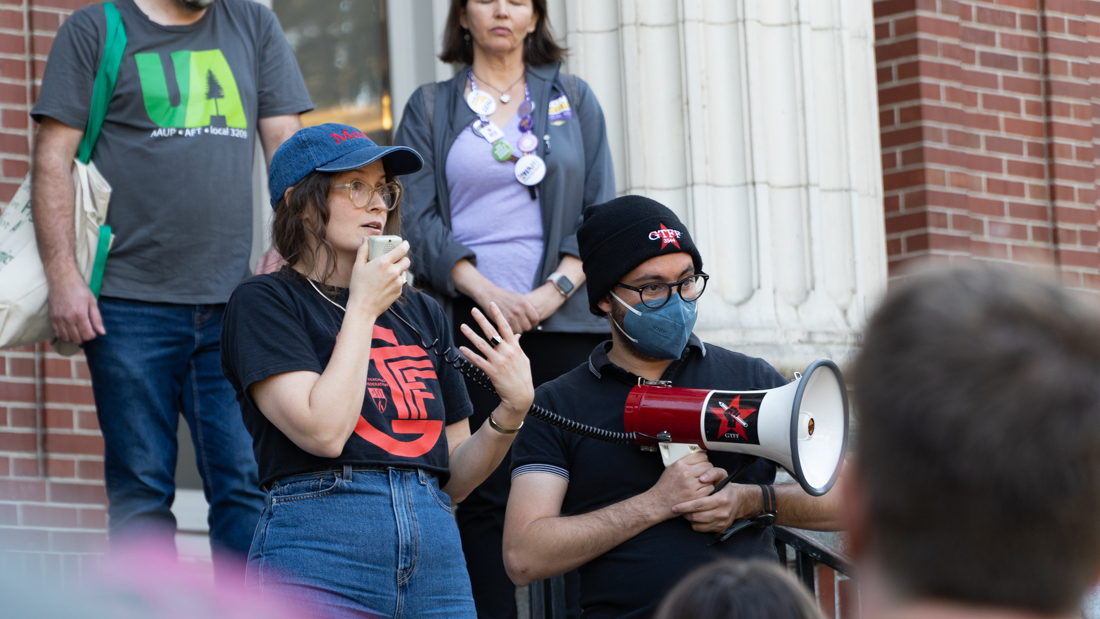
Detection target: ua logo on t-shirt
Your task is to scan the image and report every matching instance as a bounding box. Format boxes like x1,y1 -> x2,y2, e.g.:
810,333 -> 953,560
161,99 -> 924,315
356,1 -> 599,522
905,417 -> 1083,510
135,49 -> 247,129
352,325 -> 444,458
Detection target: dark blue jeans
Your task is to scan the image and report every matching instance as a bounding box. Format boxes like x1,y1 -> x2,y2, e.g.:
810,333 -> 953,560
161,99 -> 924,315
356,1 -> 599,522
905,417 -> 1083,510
83,297 -> 264,580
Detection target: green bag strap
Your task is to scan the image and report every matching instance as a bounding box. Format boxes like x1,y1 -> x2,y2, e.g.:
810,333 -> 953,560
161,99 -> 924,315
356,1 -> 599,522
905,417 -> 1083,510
89,224 -> 111,297
76,2 -> 126,164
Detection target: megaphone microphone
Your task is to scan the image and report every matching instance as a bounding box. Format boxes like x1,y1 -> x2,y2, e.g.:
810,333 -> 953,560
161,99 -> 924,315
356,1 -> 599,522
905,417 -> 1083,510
623,358 -> 848,496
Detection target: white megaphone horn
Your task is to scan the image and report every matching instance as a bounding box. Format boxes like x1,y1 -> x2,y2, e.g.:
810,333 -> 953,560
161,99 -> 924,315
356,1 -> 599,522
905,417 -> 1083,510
623,359 -> 848,496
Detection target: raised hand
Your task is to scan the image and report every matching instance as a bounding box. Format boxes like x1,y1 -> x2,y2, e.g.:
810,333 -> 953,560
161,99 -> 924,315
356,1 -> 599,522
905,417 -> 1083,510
458,302 -> 534,426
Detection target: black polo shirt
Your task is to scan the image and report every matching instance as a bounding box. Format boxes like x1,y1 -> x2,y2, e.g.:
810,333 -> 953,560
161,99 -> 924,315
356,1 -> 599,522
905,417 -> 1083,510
510,335 -> 790,619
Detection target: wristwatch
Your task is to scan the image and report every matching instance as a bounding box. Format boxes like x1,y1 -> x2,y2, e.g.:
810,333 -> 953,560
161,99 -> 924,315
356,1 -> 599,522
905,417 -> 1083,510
546,272 -> 575,298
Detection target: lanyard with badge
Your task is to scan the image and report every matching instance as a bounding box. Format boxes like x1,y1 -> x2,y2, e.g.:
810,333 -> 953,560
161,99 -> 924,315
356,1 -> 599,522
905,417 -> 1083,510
467,70 -> 547,196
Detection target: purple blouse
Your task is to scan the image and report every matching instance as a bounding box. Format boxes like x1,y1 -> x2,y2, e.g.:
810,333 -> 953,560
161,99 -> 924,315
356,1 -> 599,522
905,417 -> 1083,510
445,113 -> 545,293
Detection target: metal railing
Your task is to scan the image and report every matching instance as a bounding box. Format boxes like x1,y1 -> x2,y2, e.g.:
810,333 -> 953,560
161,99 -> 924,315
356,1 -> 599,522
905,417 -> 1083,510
526,574 -> 568,619
775,526 -> 858,618
526,527 -> 856,619
775,525 -> 855,587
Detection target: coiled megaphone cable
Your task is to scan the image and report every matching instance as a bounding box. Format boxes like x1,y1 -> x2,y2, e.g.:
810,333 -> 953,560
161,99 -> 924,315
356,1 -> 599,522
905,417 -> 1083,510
388,307 -> 637,445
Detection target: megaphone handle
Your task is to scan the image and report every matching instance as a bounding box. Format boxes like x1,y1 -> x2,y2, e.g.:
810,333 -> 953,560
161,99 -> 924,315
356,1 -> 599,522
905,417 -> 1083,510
708,518 -> 754,546
659,443 -> 703,466
708,513 -> 777,547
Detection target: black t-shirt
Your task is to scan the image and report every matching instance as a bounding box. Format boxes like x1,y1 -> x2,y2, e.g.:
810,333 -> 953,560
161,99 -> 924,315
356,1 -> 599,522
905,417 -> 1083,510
510,336 -> 789,619
221,267 -> 473,489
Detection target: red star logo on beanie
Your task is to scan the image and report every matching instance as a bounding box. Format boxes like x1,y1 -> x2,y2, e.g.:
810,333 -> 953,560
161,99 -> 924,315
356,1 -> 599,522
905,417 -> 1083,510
648,223 -> 682,250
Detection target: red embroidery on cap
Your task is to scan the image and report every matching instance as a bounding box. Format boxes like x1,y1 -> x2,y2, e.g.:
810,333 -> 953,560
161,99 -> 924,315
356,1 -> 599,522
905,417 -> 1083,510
647,223 -> 682,250
330,129 -> 368,144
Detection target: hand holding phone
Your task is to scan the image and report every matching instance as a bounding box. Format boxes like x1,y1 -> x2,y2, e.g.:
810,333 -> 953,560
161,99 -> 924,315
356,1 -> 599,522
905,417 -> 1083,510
368,235 -> 407,285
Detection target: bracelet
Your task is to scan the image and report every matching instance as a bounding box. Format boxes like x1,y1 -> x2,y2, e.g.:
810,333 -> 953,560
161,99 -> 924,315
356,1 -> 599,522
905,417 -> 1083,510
488,414 -> 523,434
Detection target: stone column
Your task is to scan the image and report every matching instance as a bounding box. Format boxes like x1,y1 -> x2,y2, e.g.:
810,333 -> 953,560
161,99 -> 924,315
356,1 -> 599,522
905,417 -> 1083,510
556,0 -> 888,371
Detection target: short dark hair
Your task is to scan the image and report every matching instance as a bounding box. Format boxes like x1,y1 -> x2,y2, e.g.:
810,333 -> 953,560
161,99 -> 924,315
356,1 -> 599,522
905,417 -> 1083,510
438,0 -> 566,66
853,265 -> 1100,613
653,559 -> 823,619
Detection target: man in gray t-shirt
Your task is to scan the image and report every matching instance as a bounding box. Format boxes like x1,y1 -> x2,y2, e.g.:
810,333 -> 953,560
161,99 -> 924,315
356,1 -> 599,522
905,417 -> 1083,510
30,0 -> 312,579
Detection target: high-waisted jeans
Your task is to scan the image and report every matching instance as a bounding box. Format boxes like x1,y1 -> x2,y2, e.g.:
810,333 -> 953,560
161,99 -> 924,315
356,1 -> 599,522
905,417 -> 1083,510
246,465 -> 476,618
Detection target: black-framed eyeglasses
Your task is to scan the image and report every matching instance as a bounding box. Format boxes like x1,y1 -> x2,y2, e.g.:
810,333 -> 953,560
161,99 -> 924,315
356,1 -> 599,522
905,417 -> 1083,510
615,273 -> 709,309
331,180 -> 402,211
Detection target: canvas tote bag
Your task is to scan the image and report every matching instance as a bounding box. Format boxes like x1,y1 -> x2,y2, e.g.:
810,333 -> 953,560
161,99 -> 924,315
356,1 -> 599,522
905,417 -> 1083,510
0,2 -> 125,354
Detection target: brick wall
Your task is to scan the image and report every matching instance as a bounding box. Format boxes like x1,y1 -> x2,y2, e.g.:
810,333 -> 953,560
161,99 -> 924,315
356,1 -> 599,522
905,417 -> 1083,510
0,0 -> 105,581
875,0 -> 1100,291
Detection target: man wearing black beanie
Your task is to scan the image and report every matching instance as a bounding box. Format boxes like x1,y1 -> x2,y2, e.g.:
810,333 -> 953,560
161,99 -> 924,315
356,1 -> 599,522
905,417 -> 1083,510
503,195 -> 842,618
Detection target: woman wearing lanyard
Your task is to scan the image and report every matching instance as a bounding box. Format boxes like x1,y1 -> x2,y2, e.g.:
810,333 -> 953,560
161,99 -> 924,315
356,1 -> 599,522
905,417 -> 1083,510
394,1 -> 616,616
220,123 -> 533,618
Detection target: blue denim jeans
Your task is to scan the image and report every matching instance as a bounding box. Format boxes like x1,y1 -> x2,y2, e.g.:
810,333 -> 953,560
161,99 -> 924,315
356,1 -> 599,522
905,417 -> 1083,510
247,466 -> 476,619
83,297 -> 264,579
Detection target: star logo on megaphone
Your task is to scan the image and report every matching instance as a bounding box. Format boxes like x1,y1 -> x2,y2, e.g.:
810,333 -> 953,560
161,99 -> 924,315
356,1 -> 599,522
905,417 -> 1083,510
704,394 -> 762,445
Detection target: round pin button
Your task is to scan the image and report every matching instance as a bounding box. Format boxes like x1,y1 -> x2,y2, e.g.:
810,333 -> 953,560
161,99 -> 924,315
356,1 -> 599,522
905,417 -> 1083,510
514,154 -> 546,186
517,133 -> 539,153
492,140 -> 513,162
519,116 -> 534,132
518,100 -> 535,116
466,91 -> 497,117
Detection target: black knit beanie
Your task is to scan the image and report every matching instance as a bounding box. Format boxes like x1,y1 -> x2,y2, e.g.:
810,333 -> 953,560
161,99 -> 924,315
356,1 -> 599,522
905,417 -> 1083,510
577,195 -> 703,317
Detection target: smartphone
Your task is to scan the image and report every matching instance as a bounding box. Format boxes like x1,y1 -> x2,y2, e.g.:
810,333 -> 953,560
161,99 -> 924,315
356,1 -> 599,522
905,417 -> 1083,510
368,235 -> 402,261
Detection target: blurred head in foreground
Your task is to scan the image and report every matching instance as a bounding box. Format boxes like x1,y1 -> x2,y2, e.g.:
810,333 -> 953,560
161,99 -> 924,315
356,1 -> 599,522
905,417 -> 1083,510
653,558 -> 823,619
848,265 -> 1100,617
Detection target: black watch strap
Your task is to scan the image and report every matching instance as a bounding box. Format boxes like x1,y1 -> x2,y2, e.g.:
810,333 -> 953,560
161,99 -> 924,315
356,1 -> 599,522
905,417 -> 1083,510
758,483 -> 777,516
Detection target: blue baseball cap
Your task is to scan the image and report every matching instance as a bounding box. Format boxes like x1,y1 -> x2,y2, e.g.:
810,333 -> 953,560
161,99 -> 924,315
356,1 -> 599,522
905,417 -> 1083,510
268,123 -> 424,208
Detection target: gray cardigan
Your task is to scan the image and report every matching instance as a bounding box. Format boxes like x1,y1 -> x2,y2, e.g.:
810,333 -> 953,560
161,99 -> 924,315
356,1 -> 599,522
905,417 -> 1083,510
393,62 -> 615,334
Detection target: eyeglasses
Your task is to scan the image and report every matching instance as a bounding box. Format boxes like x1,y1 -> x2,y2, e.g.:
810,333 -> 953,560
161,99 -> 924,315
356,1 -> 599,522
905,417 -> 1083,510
331,180 -> 402,211
615,273 -> 709,309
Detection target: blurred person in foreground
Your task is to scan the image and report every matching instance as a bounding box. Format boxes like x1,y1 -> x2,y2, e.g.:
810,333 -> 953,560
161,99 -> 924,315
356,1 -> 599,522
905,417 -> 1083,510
1,538 -> 319,619
846,264 -> 1100,619
394,0 -> 614,614
503,196 -> 843,618
221,124 -> 534,617
653,559 -> 823,619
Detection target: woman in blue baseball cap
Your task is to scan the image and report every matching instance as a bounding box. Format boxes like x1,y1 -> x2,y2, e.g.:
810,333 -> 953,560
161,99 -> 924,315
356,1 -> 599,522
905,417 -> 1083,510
220,123 -> 534,618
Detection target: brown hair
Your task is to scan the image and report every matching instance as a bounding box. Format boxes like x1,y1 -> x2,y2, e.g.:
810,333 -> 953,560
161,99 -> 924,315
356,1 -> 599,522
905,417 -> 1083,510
438,0 -> 566,66
271,168 -> 403,290
853,264 -> 1100,613
654,559 -> 823,619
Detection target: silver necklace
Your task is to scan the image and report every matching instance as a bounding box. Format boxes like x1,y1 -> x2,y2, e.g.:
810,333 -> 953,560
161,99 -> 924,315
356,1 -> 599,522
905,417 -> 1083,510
471,70 -> 524,104
307,278 -> 346,313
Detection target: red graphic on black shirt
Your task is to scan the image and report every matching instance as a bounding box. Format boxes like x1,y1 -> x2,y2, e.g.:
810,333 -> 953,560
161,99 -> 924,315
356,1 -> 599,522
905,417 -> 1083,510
703,393 -> 763,445
352,325 -> 443,458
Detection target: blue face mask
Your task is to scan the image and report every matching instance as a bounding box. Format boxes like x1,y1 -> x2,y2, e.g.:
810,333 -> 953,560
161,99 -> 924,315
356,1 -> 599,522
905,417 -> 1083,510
610,291 -> 698,360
